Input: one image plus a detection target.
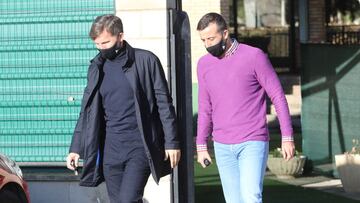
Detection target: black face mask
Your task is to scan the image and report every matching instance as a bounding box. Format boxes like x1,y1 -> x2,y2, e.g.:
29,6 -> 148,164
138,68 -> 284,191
206,38 -> 226,58
99,41 -> 123,60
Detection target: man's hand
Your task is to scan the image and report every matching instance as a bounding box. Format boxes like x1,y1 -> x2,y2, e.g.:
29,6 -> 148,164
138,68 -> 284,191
197,151 -> 212,168
165,149 -> 181,168
66,152 -> 80,170
281,141 -> 295,161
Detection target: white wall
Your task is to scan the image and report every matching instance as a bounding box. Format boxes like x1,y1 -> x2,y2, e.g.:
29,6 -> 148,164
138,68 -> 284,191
115,1 -> 171,202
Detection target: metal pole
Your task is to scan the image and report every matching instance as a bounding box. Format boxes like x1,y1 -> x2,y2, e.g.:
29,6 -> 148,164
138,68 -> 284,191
289,0 -> 296,73
232,0 -> 238,39
299,0 -> 309,43
167,1 -> 194,202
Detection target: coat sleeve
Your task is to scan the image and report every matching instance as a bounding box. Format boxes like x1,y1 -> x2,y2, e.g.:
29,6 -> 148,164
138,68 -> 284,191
69,107 -> 85,157
149,55 -> 180,150
69,69 -> 92,157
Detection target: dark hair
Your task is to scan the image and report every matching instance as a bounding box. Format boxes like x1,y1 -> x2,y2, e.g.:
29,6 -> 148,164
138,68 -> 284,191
197,12 -> 227,32
89,14 -> 123,40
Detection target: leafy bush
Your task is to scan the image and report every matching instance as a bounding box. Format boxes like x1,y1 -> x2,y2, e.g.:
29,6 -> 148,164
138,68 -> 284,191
347,139 -> 360,154
270,148 -> 302,158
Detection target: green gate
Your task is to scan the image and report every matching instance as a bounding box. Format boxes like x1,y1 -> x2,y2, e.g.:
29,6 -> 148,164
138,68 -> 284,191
0,0 -> 113,163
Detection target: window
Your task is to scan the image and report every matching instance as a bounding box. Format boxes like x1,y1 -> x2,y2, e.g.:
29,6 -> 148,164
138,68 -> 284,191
326,0 -> 360,44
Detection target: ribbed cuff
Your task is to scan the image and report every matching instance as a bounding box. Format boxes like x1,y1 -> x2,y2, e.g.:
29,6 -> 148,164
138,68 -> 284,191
196,144 -> 208,152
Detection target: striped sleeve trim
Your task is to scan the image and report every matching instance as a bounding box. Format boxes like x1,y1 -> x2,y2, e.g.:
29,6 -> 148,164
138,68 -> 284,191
196,144 -> 208,152
282,136 -> 294,142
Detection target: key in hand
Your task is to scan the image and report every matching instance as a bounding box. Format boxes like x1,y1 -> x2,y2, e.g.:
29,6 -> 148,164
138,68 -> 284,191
204,159 -> 211,167
70,160 -> 79,176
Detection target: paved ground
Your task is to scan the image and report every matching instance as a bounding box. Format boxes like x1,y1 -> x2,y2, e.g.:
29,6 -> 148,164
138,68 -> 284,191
266,173 -> 360,201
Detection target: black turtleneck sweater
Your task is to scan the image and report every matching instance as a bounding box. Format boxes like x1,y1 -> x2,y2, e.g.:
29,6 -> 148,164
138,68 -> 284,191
99,49 -> 143,146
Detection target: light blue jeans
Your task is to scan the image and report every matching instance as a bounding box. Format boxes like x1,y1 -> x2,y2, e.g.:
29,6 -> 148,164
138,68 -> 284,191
214,140 -> 269,203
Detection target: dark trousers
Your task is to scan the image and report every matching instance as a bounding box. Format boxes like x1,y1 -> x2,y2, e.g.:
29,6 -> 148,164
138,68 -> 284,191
103,139 -> 151,203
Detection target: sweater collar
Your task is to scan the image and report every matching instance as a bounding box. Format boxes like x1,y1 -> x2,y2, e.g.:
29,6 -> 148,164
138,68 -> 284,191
224,38 -> 239,58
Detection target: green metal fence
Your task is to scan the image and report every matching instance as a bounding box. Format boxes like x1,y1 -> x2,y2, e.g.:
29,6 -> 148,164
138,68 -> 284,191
301,44 -> 360,168
0,0 -> 114,163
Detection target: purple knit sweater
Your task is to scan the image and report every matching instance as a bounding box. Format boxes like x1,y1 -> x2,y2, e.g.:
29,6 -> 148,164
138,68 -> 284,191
196,44 -> 293,149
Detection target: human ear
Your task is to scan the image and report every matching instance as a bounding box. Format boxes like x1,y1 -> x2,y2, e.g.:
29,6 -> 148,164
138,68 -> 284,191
223,29 -> 229,39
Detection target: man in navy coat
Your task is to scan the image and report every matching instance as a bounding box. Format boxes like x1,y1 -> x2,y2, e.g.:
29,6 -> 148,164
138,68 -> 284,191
66,14 -> 180,203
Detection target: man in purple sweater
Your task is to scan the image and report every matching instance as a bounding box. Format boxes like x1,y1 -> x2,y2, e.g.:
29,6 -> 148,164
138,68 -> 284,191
196,13 -> 295,203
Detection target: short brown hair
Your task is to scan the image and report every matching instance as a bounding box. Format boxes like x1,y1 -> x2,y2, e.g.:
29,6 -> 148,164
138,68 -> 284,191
197,12 -> 227,32
89,14 -> 123,40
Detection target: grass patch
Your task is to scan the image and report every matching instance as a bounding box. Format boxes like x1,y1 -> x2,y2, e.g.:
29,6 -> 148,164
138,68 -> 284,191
194,158 -> 357,203
195,159 -> 225,203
